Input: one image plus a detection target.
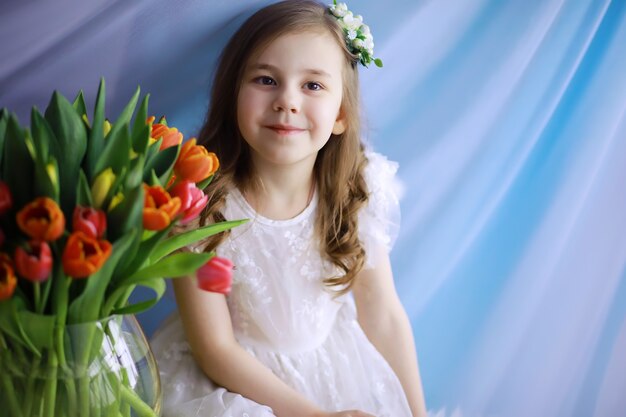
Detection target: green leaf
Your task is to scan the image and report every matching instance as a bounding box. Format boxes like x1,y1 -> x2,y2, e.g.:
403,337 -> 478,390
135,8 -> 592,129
109,278 -> 166,315
0,299 -> 40,355
156,145 -> 181,185
17,310 -> 56,351
116,223 -> 174,280
68,231 -> 136,323
93,121 -> 131,176
76,169 -> 93,206
196,173 -> 215,191
72,90 -> 88,118
126,153 -> 145,189
126,252 -> 213,284
33,155 -> 59,201
44,90 -> 88,218
132,94 -> 151,154
86,78 -> 106,180
374,58 -> 383,68
150,219 -> 248,262
2,114 -> 34,208
30,107 -> 52,166
114,85 -> 141,128
106,181 -> 143,242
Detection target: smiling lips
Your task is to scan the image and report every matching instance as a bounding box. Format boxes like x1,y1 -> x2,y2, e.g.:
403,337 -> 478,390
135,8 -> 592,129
265,124 -> 306,136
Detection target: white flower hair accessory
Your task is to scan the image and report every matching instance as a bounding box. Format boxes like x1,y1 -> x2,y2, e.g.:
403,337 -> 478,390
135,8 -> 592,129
328,0 -> 383,68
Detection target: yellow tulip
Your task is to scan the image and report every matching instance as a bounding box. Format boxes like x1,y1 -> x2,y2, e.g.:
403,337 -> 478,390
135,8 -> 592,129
91,168 -> 116,209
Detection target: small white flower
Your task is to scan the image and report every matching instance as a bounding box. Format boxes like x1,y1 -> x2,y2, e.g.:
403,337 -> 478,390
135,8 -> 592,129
352,38 -> 364,49
361,24 -> 371,36
330,2 -> 349,17
347,29 -> 357,40
342,11 -> 355,28
364,37 -> 374,51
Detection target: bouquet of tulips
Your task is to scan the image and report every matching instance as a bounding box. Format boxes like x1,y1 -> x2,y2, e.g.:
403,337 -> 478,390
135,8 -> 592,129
0,79 -> 242,417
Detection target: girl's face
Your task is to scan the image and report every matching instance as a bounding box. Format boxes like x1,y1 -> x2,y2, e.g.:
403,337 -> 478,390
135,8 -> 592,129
236,30 -> 346,170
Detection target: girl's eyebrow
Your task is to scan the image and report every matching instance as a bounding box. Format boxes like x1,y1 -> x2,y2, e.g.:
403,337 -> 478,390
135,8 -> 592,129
251,63 -> 332,78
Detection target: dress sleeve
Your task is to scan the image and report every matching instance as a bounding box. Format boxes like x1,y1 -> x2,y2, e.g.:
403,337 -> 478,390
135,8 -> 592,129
358,150 -> 403,269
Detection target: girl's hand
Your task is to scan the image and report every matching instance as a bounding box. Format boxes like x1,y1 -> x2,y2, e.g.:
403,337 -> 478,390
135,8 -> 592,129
316,411 -> 376,417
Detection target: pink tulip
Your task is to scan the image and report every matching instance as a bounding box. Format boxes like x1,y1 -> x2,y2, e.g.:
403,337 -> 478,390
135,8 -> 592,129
169,181 -> 209,224
197,256 -> 233,294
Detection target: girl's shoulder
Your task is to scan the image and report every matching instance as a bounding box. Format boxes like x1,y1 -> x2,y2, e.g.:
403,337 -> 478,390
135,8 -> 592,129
359,149 -> 403,266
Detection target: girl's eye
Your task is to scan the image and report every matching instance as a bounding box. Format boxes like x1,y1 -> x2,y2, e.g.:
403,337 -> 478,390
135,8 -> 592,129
305,82 -> 323,91
255,76 -> 276,86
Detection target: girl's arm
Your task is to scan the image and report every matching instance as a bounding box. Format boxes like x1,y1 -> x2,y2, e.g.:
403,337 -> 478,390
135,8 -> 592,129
352,244 -> 428,417
173,276 -> 374,417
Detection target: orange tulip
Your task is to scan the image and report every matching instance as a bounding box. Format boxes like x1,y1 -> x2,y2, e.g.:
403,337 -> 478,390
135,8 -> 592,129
14,240 -> 53,282
17,197 -> 65,241
174,138 -> 219,183
143,184 -> 181,231
151,124 -> 183,151
62,231 -> 112,278
0,253 -> 17,300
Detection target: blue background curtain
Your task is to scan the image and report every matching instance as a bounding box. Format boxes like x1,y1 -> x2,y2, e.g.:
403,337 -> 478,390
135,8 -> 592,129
2,0 -> 625,416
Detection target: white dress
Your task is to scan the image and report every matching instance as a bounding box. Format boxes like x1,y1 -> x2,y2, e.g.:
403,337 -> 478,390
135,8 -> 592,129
150,151 -> 412,416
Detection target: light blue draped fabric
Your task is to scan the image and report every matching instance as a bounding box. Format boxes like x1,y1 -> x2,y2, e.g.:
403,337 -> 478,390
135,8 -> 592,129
1,1 -> 625,416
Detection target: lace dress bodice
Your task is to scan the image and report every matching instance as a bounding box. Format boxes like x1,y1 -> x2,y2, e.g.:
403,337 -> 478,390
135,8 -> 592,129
151,150 -> 410,416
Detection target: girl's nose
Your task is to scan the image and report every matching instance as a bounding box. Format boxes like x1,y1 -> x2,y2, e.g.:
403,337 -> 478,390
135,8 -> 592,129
273,86 -> 300,114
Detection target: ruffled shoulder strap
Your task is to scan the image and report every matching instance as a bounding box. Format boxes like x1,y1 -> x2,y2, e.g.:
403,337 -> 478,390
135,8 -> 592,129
358,149 -> 402,269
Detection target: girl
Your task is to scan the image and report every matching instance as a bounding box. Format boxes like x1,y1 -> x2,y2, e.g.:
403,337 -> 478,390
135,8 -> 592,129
150,1 -> 427,416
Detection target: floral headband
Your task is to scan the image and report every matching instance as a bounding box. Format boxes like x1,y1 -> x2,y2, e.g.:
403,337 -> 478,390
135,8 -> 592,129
328,0 -> 383,68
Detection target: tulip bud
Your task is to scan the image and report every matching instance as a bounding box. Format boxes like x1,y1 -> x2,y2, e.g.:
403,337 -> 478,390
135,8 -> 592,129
14,240 -> 53,282
91,168 -> 116,209
103,119 -> 112,137
197,256 -> 233,294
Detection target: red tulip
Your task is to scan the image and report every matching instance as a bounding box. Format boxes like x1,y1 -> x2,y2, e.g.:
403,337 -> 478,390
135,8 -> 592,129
197,256 -> 233,294
168,181 -> 209,224
0,181 -> 12,215
0,253 -> 16,300
62,231 -> 112,278
16,197 -> 65,241
143,184 -> 181,231
73,206 -> 107,238
174,138 -> 219,183
14,240 -> 53,282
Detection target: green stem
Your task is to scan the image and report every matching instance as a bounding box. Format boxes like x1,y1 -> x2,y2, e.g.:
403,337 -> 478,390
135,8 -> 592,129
78,375 -> 91,417
120,383 -> 157,417
34,282 -> 42,313
43,350 -> 58,417
23,355 -> 41,417
1,368 -> 24,417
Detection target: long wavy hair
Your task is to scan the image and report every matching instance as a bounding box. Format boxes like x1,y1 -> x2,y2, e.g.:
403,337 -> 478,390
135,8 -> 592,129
196,0 -> 369,295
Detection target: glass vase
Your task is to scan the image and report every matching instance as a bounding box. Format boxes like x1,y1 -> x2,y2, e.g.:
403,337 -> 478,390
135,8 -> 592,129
0,314 -> 161,417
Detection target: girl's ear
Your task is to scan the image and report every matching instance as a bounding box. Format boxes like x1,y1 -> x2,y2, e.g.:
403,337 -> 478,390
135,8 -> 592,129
332,111 -> 346,135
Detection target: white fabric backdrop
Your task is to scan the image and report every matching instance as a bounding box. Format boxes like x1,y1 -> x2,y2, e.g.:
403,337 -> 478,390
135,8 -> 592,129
2,0 -> 625,415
